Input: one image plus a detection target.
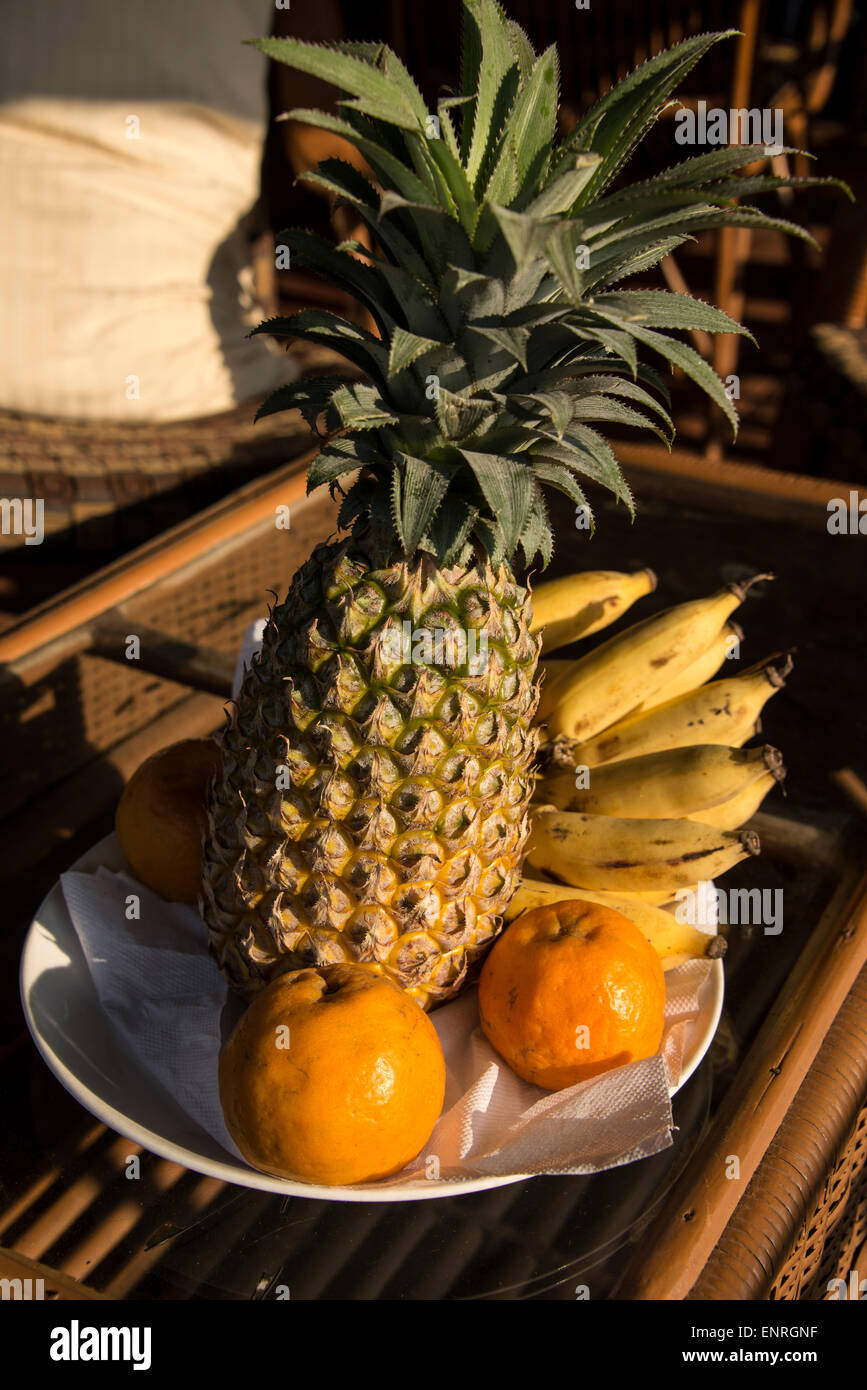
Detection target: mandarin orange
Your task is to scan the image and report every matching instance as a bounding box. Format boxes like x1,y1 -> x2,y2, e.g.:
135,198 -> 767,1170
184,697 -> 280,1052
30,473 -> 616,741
219,964 -> 446,1186
478,898 -> 666,1090
115,738 -> 222,903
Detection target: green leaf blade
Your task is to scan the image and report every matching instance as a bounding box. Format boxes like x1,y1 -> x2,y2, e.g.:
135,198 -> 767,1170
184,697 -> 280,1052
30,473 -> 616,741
461,450 -> 535,555
395,454 -> 452,554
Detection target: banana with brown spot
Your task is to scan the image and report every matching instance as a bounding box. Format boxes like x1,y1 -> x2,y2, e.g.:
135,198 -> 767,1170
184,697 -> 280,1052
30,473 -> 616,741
571,652 -> 793,767
535,743 -> 783,819
538,619 -> 743,723
687,768 -> 782,829
629,619 -> 744,715
544,575 -> 772,744
529,568 -> 657,655
526,808 -> 760,891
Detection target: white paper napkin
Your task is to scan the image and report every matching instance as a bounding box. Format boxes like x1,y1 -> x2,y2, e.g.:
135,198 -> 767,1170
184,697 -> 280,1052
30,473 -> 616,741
56,621 -> 717,1190
61,862 -> 712,1186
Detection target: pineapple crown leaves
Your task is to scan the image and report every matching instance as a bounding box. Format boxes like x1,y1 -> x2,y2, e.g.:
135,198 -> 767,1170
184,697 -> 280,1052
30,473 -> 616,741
249,3 -> 850,570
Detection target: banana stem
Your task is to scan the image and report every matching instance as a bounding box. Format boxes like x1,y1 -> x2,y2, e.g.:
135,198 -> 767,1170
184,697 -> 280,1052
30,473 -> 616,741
728,572 -> 775,602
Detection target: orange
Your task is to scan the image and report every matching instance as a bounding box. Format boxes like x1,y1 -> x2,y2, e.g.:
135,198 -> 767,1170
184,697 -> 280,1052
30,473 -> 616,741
115,738 -> 222,903
478,899 -> 666,1090
218,964 -> 446,1186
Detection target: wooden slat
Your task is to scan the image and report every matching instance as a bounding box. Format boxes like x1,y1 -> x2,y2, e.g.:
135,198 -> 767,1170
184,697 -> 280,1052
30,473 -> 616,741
803,0 -> 855,114
0,1246 -> 106,1301
748,811 -> 845,870
0,690 -> 224,884
614,867 -> 867,1299
100,1175 -> 229,1300
617,440 -> 861,527
832,769 -> 867,821
0,449 -> 316,665
0,1124 -> 105,1239
87,616 -> 235,698
688,965 -> 867,1299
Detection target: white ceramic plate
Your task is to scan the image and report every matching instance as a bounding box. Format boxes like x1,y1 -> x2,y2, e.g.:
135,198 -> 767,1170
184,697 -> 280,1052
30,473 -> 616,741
20,837 -> 724,1203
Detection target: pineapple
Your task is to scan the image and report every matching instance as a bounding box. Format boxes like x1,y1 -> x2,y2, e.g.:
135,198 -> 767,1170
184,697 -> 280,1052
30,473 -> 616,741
201,2 -> 839,1008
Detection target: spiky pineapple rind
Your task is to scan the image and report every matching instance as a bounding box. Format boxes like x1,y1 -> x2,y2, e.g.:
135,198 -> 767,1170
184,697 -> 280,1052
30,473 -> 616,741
201,539 -> 540,1009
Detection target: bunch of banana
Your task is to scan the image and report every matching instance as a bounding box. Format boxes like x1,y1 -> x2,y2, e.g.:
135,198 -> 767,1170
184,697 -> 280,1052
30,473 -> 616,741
535,744 -> 785,820
541,573 -> 773,744
509,567 -> 794,965
571,654 -> 792,766
537,619 -> 744,723
526,810 -> 760,892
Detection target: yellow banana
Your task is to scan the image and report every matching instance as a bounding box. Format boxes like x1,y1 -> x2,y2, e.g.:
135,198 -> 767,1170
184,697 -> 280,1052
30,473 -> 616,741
688,768 -> 782,829
572,652 -> 793,766
594,885 -> 725,916
538,621 -> 741,723
505,877 -> 726,968
526,809 -> 760,891
537,659 -> 575,720
540,658 -> 572,682
529,568 -> 656,654
535,744 -> 782,819
544,575 -> 772,743
619,887 -> 698,906
530,878 -> 692,906
630,620 -> 743,715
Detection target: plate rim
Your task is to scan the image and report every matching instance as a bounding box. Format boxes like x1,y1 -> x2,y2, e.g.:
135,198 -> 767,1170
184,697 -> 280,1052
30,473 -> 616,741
20,835 -> 724,1203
